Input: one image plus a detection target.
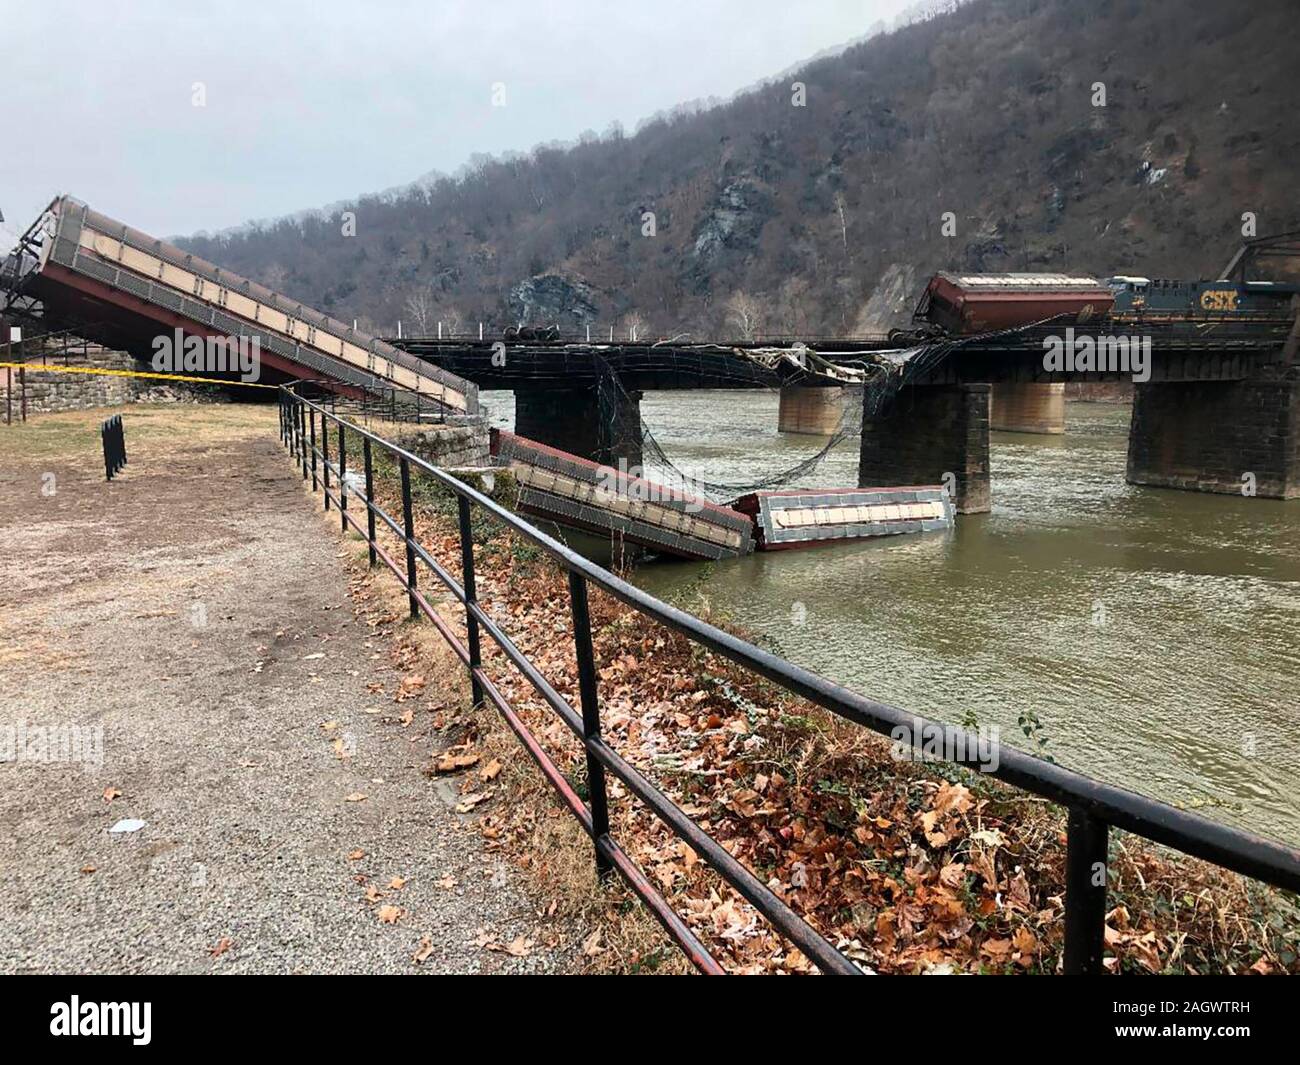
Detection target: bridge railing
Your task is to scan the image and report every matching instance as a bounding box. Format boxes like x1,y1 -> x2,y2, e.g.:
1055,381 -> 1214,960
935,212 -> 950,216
279,383 -> 1300,975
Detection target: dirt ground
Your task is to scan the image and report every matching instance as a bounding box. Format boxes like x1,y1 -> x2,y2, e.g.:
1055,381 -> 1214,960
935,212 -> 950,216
0,403 -> 577,974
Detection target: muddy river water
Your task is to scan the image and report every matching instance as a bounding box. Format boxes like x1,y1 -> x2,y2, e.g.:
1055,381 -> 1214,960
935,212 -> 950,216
481,390 -> 1300,846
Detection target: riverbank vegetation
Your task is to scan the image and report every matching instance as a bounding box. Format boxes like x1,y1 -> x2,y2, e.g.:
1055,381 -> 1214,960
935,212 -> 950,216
338,441 -> 1298,974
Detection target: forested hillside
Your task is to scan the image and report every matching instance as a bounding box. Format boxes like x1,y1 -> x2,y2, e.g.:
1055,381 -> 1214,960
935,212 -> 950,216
177,0 -> 1300,339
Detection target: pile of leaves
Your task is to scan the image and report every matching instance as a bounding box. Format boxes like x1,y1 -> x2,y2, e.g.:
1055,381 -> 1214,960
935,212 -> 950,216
351,471 -> 1298,975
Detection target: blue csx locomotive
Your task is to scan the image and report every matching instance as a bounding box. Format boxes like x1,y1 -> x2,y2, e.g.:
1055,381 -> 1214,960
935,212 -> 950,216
1105,275 -> 1299,320
1106,231 -> 1300,323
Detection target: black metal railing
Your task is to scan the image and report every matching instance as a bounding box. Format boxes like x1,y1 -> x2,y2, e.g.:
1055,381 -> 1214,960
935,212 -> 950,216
279,383 -> 1300,975
101,414 -> 126,480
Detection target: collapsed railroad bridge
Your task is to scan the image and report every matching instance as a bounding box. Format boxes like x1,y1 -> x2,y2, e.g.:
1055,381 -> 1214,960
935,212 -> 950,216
1,196 -> 478,417
5,198 -> 1298,533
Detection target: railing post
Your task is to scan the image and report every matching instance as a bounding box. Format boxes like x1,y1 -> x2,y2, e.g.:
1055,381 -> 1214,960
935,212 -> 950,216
363,436 -> 377,567
456,496 -> 485,707
1063,808 -> 1109,974
308,407 -> 318,490
298,401 -> 308,481
399,457 -> 419,619
568,571 -> 612,877
321,414 -> 332,511
338,423 -> 348,531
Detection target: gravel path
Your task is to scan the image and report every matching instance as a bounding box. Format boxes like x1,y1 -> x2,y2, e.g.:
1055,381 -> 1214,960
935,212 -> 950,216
0,407 -> 573,974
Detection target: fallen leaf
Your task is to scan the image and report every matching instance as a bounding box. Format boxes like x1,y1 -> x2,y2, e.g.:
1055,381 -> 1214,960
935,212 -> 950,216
412,936 -> 435,965
504,935 -> 534,957
480,758 -> 503,782
436,748 -> 480,773
377,905 -> 403,924
388,876 -> 408,890
102,787 -> 121,803
348,849 -> 365,862
1012,926 -> 1038,955
209,938 -> 233,958
455,791 -> 493,813
436,874 -> 458,890
344,792 -> 367,803
80,864 -> 96,875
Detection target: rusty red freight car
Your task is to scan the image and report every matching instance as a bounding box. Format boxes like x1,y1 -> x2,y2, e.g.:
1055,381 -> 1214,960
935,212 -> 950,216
915,272 -> 1114,335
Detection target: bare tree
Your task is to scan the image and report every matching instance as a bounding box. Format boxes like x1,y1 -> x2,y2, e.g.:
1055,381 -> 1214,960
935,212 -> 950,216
403,286 -> 435,335
621,311 -> 647,342
724,291 -> 764,341
438,304 -> 465,337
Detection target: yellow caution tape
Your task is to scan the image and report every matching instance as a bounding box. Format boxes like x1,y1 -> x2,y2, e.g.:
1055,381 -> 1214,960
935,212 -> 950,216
0,361 -> 278,389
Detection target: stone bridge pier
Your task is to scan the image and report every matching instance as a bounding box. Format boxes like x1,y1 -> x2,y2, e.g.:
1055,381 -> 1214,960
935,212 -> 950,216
1126,364 -> 1300,498
514,384 -> 644,472
859,383 -> 991,514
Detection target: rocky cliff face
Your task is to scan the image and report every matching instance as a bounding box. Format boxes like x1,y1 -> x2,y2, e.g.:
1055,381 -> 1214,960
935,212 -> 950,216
507,274 -> 600,328
692,180 -> 770,263
853,263 -> 919,334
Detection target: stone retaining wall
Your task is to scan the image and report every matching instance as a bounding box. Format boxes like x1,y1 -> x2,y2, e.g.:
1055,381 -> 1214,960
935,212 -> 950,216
1,345 -> 222,416
390,417 -> 492,469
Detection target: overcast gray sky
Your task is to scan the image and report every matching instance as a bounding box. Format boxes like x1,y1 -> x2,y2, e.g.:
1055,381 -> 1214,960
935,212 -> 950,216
0,0 -> 917,245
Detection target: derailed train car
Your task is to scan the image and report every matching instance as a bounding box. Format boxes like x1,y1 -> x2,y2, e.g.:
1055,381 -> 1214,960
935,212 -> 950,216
731,486 -> 954,551
914,272 -> 1115,335
490,430 -> 754,561
491,430 -> 955,559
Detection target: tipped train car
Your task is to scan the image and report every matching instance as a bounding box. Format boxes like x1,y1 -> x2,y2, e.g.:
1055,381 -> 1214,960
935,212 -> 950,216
3,196 -> 477,410
913,273 -> 1115,336
730,486 -> 954,551
490,429 -> 753,561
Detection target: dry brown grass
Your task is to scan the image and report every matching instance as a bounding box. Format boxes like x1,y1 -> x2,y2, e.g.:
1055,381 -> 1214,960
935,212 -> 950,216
0,402 -> 276,465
